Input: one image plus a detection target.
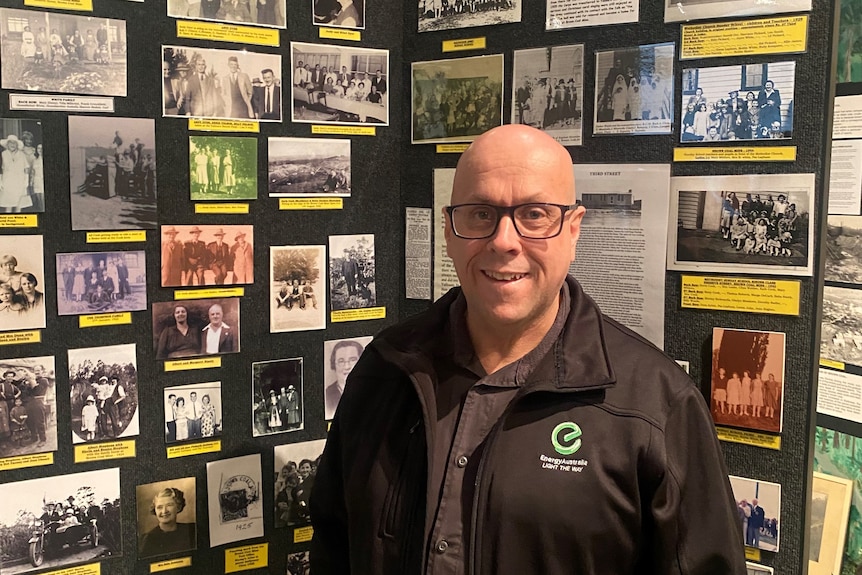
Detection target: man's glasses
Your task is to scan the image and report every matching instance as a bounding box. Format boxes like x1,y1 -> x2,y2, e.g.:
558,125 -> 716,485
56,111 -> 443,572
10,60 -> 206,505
445,203 -> 578,239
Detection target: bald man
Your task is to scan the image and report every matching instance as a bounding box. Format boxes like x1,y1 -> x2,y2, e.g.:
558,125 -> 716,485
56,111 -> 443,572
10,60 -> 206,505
310,125 -> 746,575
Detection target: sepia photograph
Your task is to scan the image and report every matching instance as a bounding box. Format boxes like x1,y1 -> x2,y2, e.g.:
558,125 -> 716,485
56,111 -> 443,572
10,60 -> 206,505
268,137 -> 351,198
0,9 -> 127,97
821,285 -> 862,367
511,44 -> 583,147
189,136 -> 257,201
0,356 -> 57,460
668,174 -> 815,276
417,0 -> 521,33
412,54 -> 503,144
825,215 -> 862,284
206,453 -> 263,547
252,358 -> 303,437
729,475 -> 781,552
163,45 -> 282,122
681,61 -> 795,143
0,235 -> 46,333
594,43 -> 674,136
168,0 -> 286,28
314,0 -> 363,29
68,116 -> 156,231
0,468 -> 121,574
56,251 -> 146,316
323,336 -> 372,420
710,328 -> 785,434
274,439 -> 325,528
270,245 -> 326,333
329,234 -> 376,311
160,224 -> 254,288
136,477 -> 196,559
286,551 -> 310,575
163,381 -> 222,444
0,118 -> 44,213
152,298 -> 240,360
746,562 -> 773,575
291,42 -> 389,126
666,0 -> 811,23
809,472 -> 853,575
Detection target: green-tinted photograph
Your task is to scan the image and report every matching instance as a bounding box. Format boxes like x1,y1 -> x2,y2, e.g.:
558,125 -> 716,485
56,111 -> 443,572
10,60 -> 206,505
838,0 -> 862,83
189,136 -> 257,201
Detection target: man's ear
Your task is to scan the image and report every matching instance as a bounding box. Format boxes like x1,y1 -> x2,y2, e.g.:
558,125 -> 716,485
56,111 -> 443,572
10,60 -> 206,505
443,206 -> 453,258
568,205 -> 586,261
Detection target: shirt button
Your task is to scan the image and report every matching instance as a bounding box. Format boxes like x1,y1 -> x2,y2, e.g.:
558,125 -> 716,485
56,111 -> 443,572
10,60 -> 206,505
436,539 -> 449,553
456,455 -> 468,468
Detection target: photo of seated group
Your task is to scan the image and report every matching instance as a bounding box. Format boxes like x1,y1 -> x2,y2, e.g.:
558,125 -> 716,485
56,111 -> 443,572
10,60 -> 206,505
56,251 -> 146,316
160,225 -> 253,288
269,245 -> 326,333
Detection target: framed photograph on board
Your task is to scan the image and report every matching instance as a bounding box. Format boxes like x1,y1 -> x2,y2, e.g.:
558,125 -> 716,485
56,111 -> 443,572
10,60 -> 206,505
167,0 -> 286,28
809,472 -> 853,575
665,0 -> 811,23
729,475 -> 781,552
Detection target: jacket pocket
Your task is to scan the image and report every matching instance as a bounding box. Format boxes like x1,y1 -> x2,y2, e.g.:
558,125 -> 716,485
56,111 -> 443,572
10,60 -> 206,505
379,417 -> 423,540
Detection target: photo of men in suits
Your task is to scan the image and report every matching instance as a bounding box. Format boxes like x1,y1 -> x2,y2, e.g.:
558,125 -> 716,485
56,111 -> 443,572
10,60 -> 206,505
254,68 -> 282,120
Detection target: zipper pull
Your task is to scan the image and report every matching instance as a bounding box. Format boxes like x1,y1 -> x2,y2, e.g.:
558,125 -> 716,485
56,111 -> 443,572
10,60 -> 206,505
409,419 -> 420,434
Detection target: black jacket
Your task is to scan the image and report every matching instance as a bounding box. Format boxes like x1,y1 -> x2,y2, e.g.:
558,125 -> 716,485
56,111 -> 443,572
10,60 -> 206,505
311,276 -> 746,575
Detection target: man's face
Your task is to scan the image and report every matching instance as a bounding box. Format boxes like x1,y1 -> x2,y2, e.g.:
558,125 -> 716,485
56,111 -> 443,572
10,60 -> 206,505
228,60 -> 239,73
163,62 -> 170,77
208,305 -> 223,326
190,392 -> 197,402
263,71 -> 274,86
196,59 -> 206,74
3,373 -> 13,382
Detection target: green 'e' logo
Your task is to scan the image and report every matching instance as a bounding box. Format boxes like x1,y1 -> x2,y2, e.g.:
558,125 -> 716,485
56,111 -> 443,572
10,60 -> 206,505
552,422 -> 582,455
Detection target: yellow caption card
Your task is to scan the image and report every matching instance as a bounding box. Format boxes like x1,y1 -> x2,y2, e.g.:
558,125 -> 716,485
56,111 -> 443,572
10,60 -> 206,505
311,125 -> 376,136
188,119 -> 260,133
225,543 -> 268,573
174,287 -> 244,300
744,547 -> 761,562
86,231 -> 146,244
279,198 -> 344,210
74,439 -> 136,463
331,307 -> 386,323
673,147 -> 796,162
442,37 -> 487,52
167,440 -> 222,459
150,557 -> 192,573
0,214 -> 38,228
0,330 -> 40,345
164,357 -> 222,371
177,20 -> 279,47
44,563 -> 100,575
715,427 -> 781,450
25,0 -> 92,10
681,15 -> 808,59
820,358 -> 845,371
294,526 -> 314,543
79,312 -> 132,328
0,452 -> 53,472
319,27 -> 361,41
436,144 -> 470,154
194,203 -> 250,214
681,275 -> 800,316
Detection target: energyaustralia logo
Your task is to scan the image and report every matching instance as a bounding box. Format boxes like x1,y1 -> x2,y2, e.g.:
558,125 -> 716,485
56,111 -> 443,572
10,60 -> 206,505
540,421 -> 589,473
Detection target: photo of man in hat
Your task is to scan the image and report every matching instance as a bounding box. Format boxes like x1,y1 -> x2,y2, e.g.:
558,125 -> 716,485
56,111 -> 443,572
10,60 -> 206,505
207,228 -> 230,285
183,226 -> 208,286
163,225 -> 253,287
161,226 -> 183,286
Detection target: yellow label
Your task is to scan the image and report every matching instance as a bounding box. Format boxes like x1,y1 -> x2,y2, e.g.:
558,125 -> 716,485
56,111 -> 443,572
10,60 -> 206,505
86,230 -> 147,243
744,547 -> 761,562
681,15 -> 808,59
188,119 -> 260,133
0,451 -> 53,472
164,357 -> 222,371
436,144 -> 470,153
715,427 -> 781,450
820,358 -> 846,370
681,275 -> 800,316
0,330 -> 40,345
74,439 -> 136,463
331,306 -> 386,323
177,20 -> 279,47
194,203 -> 250,214
225,543 -> 268,573
25,0 -> 92,10
294,526 -> 314,543
0,214 -> 38,228
319,27 -> 361,41
327,421 -> 332,432
150,557 -> 192,573
174,287 -> 244,300
166,440 -> 222,459
673,147 -> 796,162
79,312 -> 132,328
44,563 -> 100,575
311,125 -> 376,136
279,198 -> 344,210
442,37 -> 487,52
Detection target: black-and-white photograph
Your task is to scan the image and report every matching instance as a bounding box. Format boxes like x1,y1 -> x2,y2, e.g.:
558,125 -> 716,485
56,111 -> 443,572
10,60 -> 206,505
821,285 -> 862,367
136,477 -> 197,560
0,9 -> 127,97
314,0 -> 363,29
729,475 -> 781,552
0,235 -> 46,333
268,137 -> 351,198
189,136 -> 257,201
681,62 -> 795,142
168,0 -> 286,28
163,381 -> 222,444
56,251 -> 146,316
291,42 -> 389,126
163,45 -> 283,122
0,468 -> 121,574
746,562 -> 774,575
152,298 -> 240,360
824,216 -> 862,284
594,43 -> 674,135
270,245 -> 326,333
668,174 -> 815,276
512,45 -> 583,147
286,551 -> 310,575
67,344 -> 138,445
665,0 -> 811,23
0,356 -> 57,460
206,453 -> 263,547
160,225 -> 254,288
68,116 -> 156,231
0,118 -> 44,213
417,0 -> 521,33
323,336 -> 372,420
274,439 -> 325,528
329,234 -> 376,311
412,54 -> 503,144
252,358 -> 303,437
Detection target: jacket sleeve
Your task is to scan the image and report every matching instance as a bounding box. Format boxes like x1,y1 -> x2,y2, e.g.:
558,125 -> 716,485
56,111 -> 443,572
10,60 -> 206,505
310,414 -> 351,574
648,385 -> 748,575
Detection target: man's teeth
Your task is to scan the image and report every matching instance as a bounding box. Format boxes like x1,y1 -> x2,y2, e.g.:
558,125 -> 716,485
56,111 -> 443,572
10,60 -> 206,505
485,271 -> 526,281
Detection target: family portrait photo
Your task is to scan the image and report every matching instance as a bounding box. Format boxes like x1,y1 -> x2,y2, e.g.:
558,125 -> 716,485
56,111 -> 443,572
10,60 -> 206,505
329,234 -> 376,312
163,381 -> 222,444
0,235 -> 46,333
56,251 -> 146,316
821,285 -> 862,367
167,0 -> 286,28
0,356 -> 56,460
323,336 -> 372,420
252,358 -> 303,437
729,475 -> 781,552
274,439 -> 325,528
160,225 -> 253,288
206,453 -> 263,547
136,477 -> 197,559
270,245 -> 326,333
268,137 -> 351,198
189,136 -> 257,201
417,0 -> 521,33
152,298 -> 241,360
0,118 -> 44,213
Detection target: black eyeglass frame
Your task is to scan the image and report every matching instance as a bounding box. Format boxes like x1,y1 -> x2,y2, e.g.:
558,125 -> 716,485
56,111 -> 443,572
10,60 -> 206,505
445,202 -> 579,239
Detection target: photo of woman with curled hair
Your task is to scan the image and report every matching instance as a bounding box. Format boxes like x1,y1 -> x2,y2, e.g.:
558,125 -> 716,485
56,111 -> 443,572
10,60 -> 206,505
136,480 -> 197,559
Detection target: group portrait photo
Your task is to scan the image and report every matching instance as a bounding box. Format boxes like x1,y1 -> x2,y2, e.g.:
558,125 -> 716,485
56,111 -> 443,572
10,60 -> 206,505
167,0 -> 286,28
0,118 -> 44,214
56,251 -> 146,316
160,224 -> 254,288
189,136 -> 257,201
0,356 -> 57,460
